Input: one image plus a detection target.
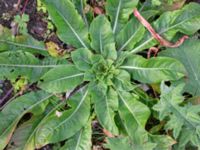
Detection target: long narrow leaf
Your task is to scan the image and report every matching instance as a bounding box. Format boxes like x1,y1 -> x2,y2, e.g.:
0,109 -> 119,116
89,15 -> 117,60
0,51 -> 68,82
0,91 -> 53,149
60,121 -> 92,150
106,0 -> 138,34
35,89 -> 90,148
43,0 -> 90,48
121,55 -> 186,83
38,65 -> 84,93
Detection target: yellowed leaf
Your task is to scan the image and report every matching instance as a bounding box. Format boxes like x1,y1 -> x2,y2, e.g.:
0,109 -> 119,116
46,41 -> 62,57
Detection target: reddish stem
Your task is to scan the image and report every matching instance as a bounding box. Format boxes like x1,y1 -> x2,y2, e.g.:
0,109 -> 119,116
93,6 -> 104,15
21,0 -> 29,15
103,129 -> 114,138
16,0 -> 21,10
147,47 -> 159,59
0,88 -> 13,106
133,9 -> 188,48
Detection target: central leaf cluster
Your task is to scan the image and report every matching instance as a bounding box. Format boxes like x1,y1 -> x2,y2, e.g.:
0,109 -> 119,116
84,55 -> 119,85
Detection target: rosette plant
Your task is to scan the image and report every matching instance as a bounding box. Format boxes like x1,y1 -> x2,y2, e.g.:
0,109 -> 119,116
0,0 -> 200,149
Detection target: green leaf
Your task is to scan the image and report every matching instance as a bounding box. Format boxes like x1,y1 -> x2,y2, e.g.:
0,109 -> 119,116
154,2 -> 200,38
35,89 -> 90,148
0,91 -> 52,149
0,51 -> 37,80
71,0 -> 89,28
149,135 -> 175,150
43,0 -> 89,48
106,135 -> 175,150
113,69 -> 135,91
6,98 -> 64,150
90,83 -> 118,134
160,39 -> 200,96
0,51 -> 68,82
71,48 -> 93,71
0,27 -> 47,55
89,15 -> 117,60
6,117 -> 42,150
121,55 -> 186,83
60,121 -> 92,150
106,0 -> 139,34
117,91 -> 155,148
116,17 -> 145,51
116,11 -> 159,52
105,137 -> 133,150
118,91 -> 150,128
131,3 -> 200,53
38,65 -> 84,93
153,83 -> 200,148
105,91 -> 175,150
22,102 -> 66,150
22,102 -> 65,150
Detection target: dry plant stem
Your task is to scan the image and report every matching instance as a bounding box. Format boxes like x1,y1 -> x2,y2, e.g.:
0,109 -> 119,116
0,84 -> 30,110
0,87 -> 13,106
147,47 -> 159,59
93,6 -> 104,15
16,0 -> 21,10
133,9 -> 189,48
21,0 -> 29,15
103,129 -> 114,138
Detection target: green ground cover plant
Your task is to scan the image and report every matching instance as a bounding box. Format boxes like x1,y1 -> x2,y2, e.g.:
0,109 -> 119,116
0,0 -> 200,149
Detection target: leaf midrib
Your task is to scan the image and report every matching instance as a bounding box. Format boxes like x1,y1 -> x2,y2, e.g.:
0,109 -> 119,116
35,90 -> 88,148
0,64 -> 67,68
0,94 -> 53,148
120,66 -> 179,71
113,0 -> 122,33
0,40 -> 47,52
118,92 -> 142,127
163,97 -> 197,130
42,73 -> 84,83
53,90 -> 88,130
96,93 -> 113,132
80,0 -> 89,28
119,25 -> 142,51
24,102 -> 64,150
75,129 -> 83,150
54,6 -> 88,49
99,28 -> 103,54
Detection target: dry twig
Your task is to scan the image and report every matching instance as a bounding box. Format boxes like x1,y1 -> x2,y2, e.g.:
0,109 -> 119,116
133,9 -> 188,48
134,8 -> 188,58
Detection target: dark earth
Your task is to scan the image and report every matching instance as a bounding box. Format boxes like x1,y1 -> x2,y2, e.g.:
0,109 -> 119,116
0,0 -> 64,107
